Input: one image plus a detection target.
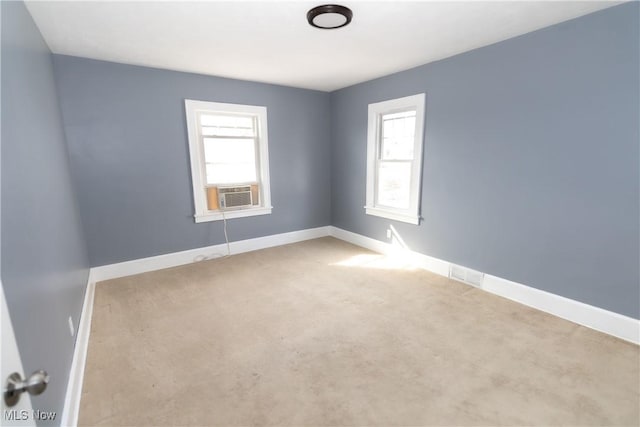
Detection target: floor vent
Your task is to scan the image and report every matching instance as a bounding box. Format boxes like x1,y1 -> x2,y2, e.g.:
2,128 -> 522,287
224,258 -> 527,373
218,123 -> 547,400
449,264 -> 484,288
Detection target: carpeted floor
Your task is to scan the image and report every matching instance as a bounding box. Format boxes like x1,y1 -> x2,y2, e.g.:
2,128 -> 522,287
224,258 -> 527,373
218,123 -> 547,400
79,237 -> 639,426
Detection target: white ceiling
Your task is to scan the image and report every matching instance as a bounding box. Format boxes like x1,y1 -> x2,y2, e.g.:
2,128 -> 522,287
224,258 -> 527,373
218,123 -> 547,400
26,1 -> 622,92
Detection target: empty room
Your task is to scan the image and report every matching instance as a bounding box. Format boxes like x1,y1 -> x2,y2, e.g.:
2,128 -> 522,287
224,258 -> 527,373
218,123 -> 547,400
1,0 -> 639,426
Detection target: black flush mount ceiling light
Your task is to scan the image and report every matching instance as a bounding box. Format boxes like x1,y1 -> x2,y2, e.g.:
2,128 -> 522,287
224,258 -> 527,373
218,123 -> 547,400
307,4 -> 353,29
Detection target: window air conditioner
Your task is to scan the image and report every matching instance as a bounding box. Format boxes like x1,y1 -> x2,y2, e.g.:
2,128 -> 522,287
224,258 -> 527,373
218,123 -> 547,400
218,186 -> 253,210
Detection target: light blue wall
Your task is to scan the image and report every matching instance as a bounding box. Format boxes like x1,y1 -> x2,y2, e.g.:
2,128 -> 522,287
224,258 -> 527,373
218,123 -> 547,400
1,2 -> 89,424
1,2 -> 635,423
330,3 -> 639,318
52,56 -> 331,267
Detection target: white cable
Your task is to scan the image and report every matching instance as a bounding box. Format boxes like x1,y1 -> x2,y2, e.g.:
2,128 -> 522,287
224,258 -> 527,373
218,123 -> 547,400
194,208 -> 232,262
221,208 -> 231,257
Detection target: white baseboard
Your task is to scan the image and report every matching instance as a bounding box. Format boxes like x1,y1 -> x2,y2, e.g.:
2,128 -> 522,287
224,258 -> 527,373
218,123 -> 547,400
329,226 -> 640,345
60,278 -> 96,427
90,226 -> 331,283
481,274 -> 640,344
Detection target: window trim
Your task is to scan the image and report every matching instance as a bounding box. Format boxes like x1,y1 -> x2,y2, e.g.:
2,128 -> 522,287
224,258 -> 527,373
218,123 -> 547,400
365,93 -> 426,225
185,99 -> 272,223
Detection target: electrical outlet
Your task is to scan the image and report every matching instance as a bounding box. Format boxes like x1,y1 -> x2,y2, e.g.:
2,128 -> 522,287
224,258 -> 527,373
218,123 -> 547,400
386,229 -> 391,239
68,316 -> 75,337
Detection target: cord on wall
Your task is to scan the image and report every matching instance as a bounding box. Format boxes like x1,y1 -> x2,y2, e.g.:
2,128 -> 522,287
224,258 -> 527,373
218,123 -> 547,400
192,210 -> 232,262
221,209 -> 231,257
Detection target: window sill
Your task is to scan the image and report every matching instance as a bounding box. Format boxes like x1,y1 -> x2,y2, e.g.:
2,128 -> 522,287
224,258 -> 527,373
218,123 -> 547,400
194,206 -> 273,223
365,206 -> 420,225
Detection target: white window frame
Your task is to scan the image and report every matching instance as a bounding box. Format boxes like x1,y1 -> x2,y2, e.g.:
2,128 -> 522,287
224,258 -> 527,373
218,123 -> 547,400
185,99 -> 272,223
365,93 -> 426,225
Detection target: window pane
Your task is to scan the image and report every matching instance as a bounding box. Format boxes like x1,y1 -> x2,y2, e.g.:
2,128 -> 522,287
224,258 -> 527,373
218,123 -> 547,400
200,114 -> 255,137
203,137 -> 257,184
381,110 -> 416,160
206,163 -> 256,184
377,161 -> 411,209
203,138 -> 255,163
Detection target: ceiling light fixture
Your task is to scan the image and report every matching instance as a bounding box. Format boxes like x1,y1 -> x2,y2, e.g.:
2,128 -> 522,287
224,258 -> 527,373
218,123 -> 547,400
307,4 -> 353,30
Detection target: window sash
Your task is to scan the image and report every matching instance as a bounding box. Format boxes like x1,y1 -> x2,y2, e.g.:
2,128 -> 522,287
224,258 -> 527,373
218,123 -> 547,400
375,108 -> 418,210
374,159 -> 413,209
380,110 -> 416,161
197,113 -> 261,187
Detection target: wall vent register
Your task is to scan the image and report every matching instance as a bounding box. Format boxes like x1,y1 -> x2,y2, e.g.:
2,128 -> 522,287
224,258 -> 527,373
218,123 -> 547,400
449,264 -> 485,288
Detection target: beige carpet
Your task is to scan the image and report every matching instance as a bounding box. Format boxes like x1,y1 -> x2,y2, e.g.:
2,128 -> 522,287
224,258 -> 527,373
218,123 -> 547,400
79,237 -> 639,426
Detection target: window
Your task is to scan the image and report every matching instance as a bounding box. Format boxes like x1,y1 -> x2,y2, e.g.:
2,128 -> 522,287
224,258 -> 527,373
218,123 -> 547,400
185,99 -> 272,223
365,93 -> 425,225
